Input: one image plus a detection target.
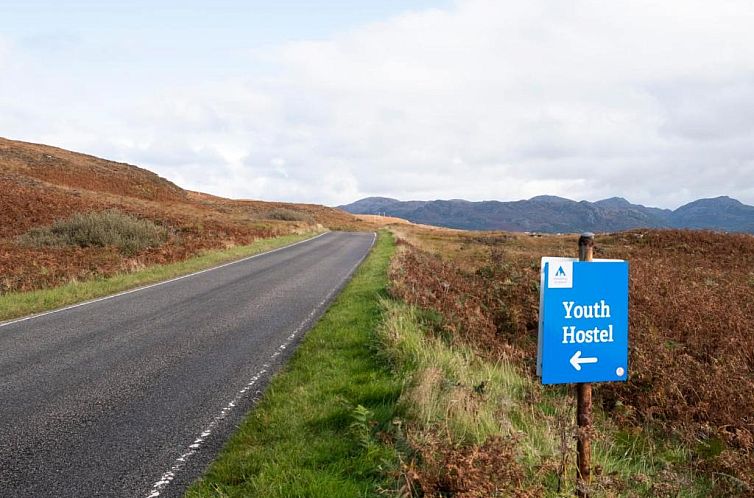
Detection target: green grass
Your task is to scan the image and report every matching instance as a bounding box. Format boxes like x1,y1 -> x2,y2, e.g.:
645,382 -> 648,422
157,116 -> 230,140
377,299 -> 528,446
0,232 -> 322,323
185,231 -> 402,498
376,297 -> 713,497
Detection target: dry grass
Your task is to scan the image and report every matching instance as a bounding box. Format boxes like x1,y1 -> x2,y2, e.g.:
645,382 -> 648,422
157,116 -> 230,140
390,224 -> 754,495
354,214 -> 459,231
0,136 -> 370,294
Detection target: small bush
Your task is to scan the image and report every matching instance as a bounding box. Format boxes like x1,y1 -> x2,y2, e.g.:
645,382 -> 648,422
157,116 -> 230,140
261,208 -> 313,222
19,210 -> 167,256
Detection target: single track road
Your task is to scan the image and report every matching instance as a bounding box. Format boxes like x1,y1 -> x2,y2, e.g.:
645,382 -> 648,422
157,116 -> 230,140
0,231 -> 375,497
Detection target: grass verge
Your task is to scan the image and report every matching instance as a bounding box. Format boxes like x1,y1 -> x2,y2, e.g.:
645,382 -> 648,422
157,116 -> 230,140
0,232 -> 322,323
185,231 -> 402,498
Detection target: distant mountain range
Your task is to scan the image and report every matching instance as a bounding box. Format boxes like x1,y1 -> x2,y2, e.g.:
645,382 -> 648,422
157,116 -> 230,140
338,195 -> 754,233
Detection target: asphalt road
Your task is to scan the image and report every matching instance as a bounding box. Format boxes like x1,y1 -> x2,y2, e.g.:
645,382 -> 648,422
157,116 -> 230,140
0,231 -> 375,498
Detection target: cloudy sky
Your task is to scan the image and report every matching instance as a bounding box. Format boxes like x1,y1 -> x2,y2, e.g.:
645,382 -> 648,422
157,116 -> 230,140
2,0 -> 754,208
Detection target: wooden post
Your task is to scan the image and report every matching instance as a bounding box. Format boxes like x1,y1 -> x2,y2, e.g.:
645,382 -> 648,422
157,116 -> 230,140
576,232 -> 594,497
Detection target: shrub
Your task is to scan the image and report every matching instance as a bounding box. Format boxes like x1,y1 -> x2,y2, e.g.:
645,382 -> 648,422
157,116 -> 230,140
19,210 -> 167,256
261,208 -> 313,222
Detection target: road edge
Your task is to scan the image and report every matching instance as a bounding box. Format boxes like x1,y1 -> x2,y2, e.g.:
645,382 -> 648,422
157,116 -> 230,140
0,231 -> 330,329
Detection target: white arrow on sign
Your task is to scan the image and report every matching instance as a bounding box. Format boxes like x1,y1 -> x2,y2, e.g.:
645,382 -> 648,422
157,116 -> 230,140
570,350 -> 598,371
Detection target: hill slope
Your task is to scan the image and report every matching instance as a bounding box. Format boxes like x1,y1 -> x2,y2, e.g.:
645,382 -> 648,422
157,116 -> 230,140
0,137 -> 363,293
340,195 -> 754,233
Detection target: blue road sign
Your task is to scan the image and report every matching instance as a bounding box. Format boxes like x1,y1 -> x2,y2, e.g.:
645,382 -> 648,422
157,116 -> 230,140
538,258 -> 629,385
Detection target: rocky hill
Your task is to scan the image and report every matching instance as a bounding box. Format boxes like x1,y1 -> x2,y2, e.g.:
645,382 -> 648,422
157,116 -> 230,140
340,195 -> 754,233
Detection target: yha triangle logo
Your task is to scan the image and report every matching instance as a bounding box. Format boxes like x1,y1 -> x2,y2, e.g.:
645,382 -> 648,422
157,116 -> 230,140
547,260 -> 573,289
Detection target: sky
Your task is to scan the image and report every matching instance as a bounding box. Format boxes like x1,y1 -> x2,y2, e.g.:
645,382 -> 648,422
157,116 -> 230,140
1,0 -> 754,208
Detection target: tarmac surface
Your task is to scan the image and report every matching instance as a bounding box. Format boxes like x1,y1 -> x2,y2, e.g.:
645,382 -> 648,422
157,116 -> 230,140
0,231 -> 375,497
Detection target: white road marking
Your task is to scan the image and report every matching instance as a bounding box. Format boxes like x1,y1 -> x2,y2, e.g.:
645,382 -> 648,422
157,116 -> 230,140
145,232 -> 376,497
0,232 -> 329,329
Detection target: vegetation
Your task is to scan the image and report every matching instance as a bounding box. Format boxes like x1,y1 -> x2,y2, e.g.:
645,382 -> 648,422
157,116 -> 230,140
0,232 -> 319,323
261,207 -> 314,223
385,225 -> 754,496
386,243 -> 710,496
1,137 -> 368,295
186,232 -> 404,498
19,210 -> 168,256
376,298 -> 534,496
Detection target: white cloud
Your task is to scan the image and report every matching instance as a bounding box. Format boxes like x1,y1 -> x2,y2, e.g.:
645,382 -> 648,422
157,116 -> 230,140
2,0 -> 754,208
0,37 -> 9,67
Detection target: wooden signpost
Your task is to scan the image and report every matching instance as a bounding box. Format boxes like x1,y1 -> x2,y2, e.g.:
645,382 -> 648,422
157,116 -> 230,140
537,233 -> 629,497
576,233 -> 593,497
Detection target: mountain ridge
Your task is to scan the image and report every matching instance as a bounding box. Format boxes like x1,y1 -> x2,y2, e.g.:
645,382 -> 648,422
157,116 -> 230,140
339,195 -> 754,233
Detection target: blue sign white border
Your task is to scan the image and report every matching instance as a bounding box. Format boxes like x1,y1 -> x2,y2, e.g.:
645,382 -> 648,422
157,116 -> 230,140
537,257 -> 628,384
